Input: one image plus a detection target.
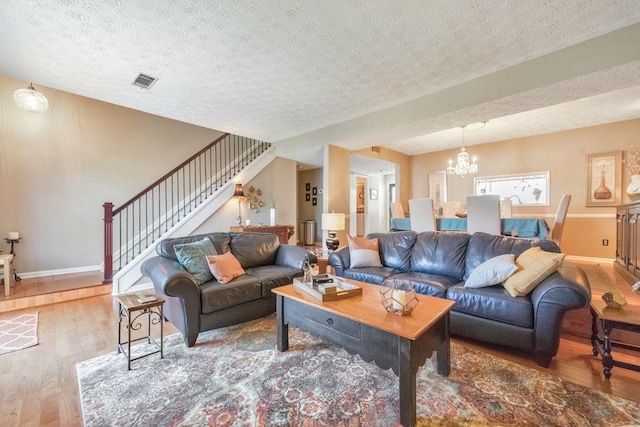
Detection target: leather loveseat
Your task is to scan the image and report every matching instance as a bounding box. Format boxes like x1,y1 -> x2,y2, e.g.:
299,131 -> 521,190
142,232 -> 315,347
328,231 -> 591,367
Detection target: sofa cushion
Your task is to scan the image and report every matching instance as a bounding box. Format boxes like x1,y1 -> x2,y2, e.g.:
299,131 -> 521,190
347,235 -> 383,268
156,233 -> 230,260
343,267 -> 401,285
366,231 -> 416,271
386,272 -> 459,298
173,238 -> 218,284
410,232 -> 470,280
464,232 -> 560,280
245,265 -> 302,298
230,232 -> 279,269
207,251 -> 246,284
199,275 -> 262,314
502,247 -> 566,297
446,284 -> 534,328
465,254 -> 517,288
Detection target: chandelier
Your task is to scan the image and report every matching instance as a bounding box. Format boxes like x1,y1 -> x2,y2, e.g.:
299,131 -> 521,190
446,125 -> 478,177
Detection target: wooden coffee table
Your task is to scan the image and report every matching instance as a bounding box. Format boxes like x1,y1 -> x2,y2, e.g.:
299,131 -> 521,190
272,279 -> 454,427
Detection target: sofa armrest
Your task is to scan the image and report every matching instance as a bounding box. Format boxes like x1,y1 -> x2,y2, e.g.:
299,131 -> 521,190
141,256 -> 202,346
275,245 -> 316,269
328,246 -> 350,277
529,261 -> 591,364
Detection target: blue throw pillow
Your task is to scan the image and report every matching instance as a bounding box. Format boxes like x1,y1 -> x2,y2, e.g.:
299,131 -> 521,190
465,254 -> 517,288
174,239 -> 218,284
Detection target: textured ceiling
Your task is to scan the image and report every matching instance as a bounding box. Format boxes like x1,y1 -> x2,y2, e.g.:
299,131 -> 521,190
2,1 -> 640,170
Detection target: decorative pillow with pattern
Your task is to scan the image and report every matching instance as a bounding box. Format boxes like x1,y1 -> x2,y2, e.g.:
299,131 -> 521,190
502,247 -> 565,297
207,251 -> 246,284
347,235 -> 382,268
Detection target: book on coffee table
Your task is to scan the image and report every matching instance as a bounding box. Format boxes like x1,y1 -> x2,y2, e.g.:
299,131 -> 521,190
292,275 -> 362,302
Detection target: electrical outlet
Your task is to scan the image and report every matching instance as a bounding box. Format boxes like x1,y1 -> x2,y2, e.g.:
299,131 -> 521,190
602,239 -> 609,246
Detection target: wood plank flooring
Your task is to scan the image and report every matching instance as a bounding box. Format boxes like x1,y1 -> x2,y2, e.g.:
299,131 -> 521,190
0,263 -> 639,426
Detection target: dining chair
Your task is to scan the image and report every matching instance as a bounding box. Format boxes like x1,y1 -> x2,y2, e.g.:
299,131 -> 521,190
466,195 -> 501,235
390,202 -> 405,219
549,194 -> 571,248
408,198 -> 436,232
500,199 -> 513,218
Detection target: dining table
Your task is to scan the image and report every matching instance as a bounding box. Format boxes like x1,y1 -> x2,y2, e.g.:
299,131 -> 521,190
389,217 -> 549,239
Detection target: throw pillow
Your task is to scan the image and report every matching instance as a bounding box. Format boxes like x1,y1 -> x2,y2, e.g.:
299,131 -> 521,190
347,234 -> 382,268
207,251 -> 246,284
174,239 -> 217,285
502,247 -> 565,297
465,254 -> 518,288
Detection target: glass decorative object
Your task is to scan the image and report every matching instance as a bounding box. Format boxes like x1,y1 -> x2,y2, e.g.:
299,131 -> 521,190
626,175 -> 640,201
379,279 -> 419,316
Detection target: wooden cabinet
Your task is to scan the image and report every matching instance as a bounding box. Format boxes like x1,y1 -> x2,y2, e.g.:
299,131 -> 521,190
229,225 -> 295,244
615,202 -> 640,282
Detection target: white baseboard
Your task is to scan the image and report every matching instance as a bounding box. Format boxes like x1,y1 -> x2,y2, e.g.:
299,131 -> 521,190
18,264 -> 103,279
565,255 -> 615,265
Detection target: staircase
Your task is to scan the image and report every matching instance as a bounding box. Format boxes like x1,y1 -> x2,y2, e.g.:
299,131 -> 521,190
103,133 -> 274,295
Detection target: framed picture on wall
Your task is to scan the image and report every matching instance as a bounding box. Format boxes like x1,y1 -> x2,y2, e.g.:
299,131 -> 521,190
312,187 -> 317,195
428,170 -> 448,205
370,189 -> 378,200
305,193 -> 310,202
312,197 -> 317,206
586,151 -> 621,207
305,183 -> 311,191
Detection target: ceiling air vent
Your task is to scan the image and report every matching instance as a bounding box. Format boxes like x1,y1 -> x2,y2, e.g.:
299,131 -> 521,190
371,146 -> 381,153
131,73 -> 158,89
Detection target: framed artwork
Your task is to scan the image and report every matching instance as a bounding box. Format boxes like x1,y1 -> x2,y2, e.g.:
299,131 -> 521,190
370,189 -> 378,200
428,170 -> 448,205
312,197 -> 317,206
586,151 -> 621,207
305,183 -> 311,191
305,193 -> 310,202
312,187 -> 317,195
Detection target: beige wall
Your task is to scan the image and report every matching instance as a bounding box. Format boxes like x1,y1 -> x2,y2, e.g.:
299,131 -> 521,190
324,145 -> 351,248
1,75 -> 224,273
411,119 -> 640,259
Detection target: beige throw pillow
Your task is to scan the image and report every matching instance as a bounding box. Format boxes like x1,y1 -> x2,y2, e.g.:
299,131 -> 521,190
502,247 -> 565,297
347,235 -> 383,268
207,251 -> 246,284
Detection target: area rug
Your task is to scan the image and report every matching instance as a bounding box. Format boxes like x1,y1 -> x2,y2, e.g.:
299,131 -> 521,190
77,314 -> 640,427
0,312 -> 38,355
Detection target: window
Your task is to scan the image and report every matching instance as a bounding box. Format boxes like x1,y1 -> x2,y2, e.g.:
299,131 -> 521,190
473,172 -> 550,206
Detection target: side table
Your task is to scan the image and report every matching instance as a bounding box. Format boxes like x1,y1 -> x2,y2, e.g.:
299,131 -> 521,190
117,292 -> 165,370
0,254 -> 15,297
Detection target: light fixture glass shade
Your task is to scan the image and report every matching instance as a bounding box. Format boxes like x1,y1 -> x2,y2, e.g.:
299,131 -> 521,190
321,213 -> 345,231
14,83 -> 49,112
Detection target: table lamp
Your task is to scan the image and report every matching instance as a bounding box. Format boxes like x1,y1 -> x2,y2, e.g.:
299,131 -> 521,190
322,212 -> 345,252
232,183 -> 246,226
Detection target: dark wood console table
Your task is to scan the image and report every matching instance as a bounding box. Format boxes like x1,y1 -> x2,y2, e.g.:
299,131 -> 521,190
230,224 -> 294,244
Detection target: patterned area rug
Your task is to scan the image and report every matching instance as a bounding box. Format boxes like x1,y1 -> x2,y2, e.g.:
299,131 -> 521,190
0,312 -> 38,355
77,314 -> 640,426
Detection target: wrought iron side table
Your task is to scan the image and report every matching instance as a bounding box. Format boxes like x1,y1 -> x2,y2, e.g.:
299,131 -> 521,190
117,292 -> 165,370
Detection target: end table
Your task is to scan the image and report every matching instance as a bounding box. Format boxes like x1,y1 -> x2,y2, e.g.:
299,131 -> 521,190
117,292 -> 165,370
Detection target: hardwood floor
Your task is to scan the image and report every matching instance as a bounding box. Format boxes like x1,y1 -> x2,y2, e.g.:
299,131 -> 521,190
0,263 -> 638,426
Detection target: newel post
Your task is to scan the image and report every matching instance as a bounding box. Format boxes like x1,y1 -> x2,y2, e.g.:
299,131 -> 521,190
103,202 -> 114,284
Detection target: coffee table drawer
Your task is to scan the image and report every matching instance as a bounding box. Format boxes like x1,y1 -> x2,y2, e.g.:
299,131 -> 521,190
287,300 -> 361,340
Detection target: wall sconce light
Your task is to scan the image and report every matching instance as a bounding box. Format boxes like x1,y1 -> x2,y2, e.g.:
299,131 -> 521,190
321,212 -> 345,252
232,183 -> 246,226
14,83 -> 49,112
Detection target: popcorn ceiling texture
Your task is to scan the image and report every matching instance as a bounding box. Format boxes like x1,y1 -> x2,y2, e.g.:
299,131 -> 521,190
1,0 -> 640,162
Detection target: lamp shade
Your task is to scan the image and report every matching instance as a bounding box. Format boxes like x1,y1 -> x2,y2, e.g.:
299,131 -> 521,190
322,213 -> 345,231
232,183 -> 245,198
14,83 -> 49,112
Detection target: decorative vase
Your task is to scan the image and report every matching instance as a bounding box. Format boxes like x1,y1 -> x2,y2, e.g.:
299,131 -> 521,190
379,279 -> 418,316
627,175 -> 640,201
